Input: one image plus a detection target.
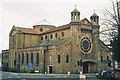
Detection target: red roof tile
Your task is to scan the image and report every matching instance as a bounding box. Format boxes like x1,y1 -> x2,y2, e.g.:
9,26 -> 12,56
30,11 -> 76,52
16,27 -> 40,34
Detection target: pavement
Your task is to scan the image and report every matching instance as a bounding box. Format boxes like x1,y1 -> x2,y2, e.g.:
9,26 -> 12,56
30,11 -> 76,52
1,71 -> 101,80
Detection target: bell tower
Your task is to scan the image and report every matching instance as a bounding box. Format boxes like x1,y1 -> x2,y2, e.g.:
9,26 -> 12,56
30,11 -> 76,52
71,6 -> 80,22
90,12 -> 99,25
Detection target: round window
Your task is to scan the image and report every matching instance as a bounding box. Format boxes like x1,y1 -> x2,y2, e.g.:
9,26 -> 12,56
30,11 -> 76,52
40,28 -> 43,32
82,40 -> 89,50
80,36 -> 92,54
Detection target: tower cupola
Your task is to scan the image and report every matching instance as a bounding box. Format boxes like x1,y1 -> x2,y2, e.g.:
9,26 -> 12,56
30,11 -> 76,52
90,12 -> 99,25
71,7 -> 80,22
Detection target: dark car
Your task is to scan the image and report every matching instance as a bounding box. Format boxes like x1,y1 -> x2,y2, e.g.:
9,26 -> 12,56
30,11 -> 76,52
96,70 -> 115,79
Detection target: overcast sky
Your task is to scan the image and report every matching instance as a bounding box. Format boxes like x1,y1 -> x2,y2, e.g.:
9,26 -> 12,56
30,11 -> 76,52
0,0 -> 117,53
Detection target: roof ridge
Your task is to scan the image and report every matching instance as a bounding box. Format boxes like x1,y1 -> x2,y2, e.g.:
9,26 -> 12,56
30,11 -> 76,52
16,26 -> 40,34
40,23 -> 71,35
16,27 -> 33,30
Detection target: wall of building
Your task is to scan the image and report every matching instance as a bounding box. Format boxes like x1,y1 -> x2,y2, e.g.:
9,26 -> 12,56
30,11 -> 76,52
39,28 -> 72,42
2,50 -> 9,71
16,34 -> 39,49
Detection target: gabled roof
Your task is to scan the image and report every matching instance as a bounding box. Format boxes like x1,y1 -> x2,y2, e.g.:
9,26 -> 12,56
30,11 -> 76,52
16,27 -> 40,34
80,18 -> 92,26
10,25 -> 41,35
9,26 -> 17,36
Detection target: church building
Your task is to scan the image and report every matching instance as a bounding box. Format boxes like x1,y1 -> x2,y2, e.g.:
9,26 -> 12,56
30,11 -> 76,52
8,8 -> 111,73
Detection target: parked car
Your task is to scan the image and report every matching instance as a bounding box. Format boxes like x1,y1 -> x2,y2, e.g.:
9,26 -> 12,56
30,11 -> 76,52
96,70 -> 115,79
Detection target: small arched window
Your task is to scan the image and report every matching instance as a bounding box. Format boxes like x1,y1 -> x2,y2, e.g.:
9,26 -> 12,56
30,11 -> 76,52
107,56 -> 109,60
15,53 -> 17,60
22,53 -> 24,64
18,54 -> 20,63
71,13 -> 73,16
66,55 -> 69,63
40,28 -> 43,32
31,53 -> 33,64
101,56 -> 103,62
26,53 -> 29,64
58,55 -> 60,63
55,33 -> 58,38
41,36 -> 43,41
50,34 -> 53,39
75,13 -> 76,16
36,52 -> 39,65
61,32 -> 64,38
45,35 -> 48,40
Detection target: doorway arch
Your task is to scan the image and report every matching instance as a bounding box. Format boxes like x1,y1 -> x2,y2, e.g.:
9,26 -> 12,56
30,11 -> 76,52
83,61 -> 96,73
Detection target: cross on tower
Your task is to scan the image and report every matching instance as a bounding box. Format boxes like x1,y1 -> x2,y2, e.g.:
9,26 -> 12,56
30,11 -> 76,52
94,10 -> 95,13
75,5 -> 77,9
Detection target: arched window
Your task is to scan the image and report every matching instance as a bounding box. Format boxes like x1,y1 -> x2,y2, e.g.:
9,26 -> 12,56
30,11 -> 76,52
50,34 -> 53,39
71,13 -> 73,16
45,35 -> 48,40
40,28 -> 43,32
22,53 -> 24,64
61,32 -> 64,38
101,56 -> 103,62
14,53 -> 17,65
66,55 -> 69,63
15,53 -> 17,60
41,36 -> 43,41
31,53 -> 33,64
18,54 -> 20,63
26,53 -> 29,64
55,33 -> 58,38
107,56 -> 109,60
58,55 -> 60,63
36,52 -> 39,65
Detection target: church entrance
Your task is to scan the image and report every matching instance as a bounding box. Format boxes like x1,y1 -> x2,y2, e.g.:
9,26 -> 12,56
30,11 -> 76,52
83,61 -> 96,73
48,66 -> 53,74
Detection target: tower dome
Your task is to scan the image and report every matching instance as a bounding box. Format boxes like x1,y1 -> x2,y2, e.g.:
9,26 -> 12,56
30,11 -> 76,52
33,19 -> 55,33
35,19 -> 52,26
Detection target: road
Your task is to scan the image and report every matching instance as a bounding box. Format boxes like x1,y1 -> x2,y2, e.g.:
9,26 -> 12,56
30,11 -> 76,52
1,71 -> 102,80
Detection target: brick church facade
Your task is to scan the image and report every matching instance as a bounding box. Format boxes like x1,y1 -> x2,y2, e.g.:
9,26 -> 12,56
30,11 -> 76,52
5,8 -> 111,73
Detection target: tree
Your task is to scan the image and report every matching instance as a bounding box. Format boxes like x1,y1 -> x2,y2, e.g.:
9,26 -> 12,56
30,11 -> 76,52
101,0 -> 120,63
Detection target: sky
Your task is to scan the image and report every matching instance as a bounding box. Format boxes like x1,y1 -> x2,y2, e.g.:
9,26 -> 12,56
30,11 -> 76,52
0,0 -> 117,53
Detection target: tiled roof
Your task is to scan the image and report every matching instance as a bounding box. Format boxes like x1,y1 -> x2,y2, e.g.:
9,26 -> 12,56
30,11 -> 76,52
71,8 -> 80,13
91,13 -> 99,17
33,38 -> 65,47
15,18 -> 91,35
16,27 -> 40,35
40,24 -> 71,35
